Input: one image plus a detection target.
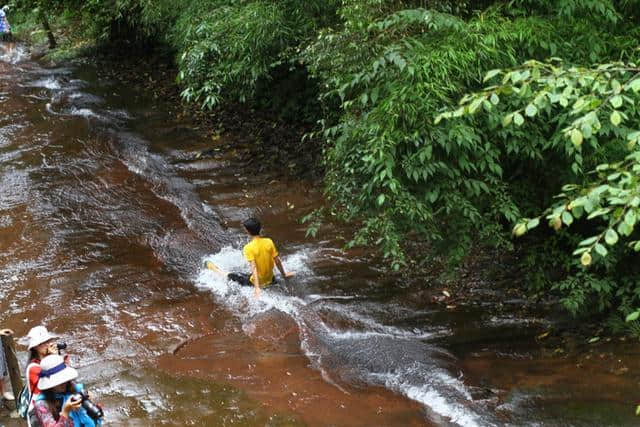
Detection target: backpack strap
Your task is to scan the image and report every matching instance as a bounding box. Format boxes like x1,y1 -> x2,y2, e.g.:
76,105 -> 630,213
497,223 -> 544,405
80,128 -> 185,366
24,361 -> 40,427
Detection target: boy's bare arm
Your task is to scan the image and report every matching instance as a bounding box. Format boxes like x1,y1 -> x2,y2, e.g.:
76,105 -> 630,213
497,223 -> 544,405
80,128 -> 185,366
250,260 -> 261,298
275,256 -> 295,279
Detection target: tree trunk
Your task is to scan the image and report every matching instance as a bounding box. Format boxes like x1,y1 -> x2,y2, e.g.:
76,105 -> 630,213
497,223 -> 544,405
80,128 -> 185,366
1,333 -> 24,401
39,11 -> 56,49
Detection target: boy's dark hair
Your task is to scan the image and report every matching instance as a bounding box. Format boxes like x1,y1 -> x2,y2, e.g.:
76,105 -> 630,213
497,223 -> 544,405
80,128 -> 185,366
243,217 -> 261,236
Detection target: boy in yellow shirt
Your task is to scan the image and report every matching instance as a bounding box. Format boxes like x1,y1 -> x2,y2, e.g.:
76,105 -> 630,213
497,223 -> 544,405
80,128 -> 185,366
206,217 -> 295,298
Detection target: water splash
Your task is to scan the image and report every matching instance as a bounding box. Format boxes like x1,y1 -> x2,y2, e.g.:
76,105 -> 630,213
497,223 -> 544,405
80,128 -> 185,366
196,246 -> 491,426
0,43 -> 29,64
197,245 -> 311,320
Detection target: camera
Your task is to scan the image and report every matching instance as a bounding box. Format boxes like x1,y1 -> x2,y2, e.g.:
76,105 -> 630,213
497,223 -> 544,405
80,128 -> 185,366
56,342 -> 67,351
74,390 -> 104,421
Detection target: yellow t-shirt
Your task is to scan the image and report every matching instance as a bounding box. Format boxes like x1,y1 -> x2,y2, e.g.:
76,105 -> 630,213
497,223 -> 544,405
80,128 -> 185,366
243,237 -> 278,286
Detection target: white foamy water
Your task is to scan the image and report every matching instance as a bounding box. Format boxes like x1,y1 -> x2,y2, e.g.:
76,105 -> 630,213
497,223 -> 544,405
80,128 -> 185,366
25,76 -> 62,89
319,300 -> 444,340
368,363 -> 495,427
0,43 -> 29,64
69,106 -> 101,119
197,245 -> 312,320
45,101 -> 104,120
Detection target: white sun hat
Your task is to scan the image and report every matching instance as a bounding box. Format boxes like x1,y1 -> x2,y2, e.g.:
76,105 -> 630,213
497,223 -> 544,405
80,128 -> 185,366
26,326 -> 58,350
37,355 -> 77,391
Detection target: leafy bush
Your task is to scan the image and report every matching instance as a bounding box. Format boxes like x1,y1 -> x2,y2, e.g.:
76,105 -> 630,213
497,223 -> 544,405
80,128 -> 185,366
439,55 -> 640,317
174,0 -> 338,108
301,2 -> 636,269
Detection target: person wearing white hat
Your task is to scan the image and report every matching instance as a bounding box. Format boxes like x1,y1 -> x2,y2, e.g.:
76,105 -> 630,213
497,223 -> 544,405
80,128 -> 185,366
28,354 -> 81,427
27,326 -> 58,353
25,326 -> 61,401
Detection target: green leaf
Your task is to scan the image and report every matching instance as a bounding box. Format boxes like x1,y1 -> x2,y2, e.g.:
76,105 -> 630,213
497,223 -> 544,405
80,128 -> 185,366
604,229 -> 618,245
468,98 -> 483,114
626,311 -> 640,322
612,79 -> 622,93
502,113 -> 513,127
579,236 -> 598,246
570,129 -> 583,146
513,223 -> 527,237
610,111 -> 622,126
371,87 -> 379,104
525,103 -> 537,117
559,95 -> 568,107
618,221 -> 632,237
588,337 -> 600,343
490,93 -> 499,105
580,251 -> 592,266
513,112 -> 524,126
610,95 -> 623,108
629,79 -> 640,93
595,243 -> 608,257
526,218 -> 540,229
625,209 -> 636,227
483,69 -> 501,82
377,194 -> 385,206
587,208 -> 610,219
360,92 -> 368,106
572,247 -> 589,255
561,211 -> 573,226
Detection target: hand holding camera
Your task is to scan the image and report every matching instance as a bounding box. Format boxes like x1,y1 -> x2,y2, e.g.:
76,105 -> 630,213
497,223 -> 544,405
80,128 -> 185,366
62,393 -> 82,417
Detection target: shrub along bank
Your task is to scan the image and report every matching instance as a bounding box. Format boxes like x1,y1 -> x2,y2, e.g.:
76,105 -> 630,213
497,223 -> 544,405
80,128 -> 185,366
8,0 -> 640,330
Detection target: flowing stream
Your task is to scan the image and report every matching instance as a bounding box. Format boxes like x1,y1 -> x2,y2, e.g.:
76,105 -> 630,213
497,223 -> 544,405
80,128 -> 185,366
1,45 -> 639,426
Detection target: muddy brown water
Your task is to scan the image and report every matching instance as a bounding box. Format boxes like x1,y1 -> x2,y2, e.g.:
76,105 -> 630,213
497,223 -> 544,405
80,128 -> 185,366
1,44 -> 639,426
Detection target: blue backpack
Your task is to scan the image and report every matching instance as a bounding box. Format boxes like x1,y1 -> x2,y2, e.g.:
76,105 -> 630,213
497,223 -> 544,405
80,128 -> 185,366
17,362 -> 39,419
16,384 -> 30,419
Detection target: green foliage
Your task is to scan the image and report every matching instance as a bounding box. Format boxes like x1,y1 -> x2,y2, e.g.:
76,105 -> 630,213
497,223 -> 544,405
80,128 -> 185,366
174,0 -> 337,108
12,0 -> 338,110
302,1 -> 636,269
442,56 -> 640,316
509,0 -> 621,23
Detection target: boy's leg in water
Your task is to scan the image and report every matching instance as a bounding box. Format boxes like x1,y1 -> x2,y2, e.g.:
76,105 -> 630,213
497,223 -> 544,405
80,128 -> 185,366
227,273 -> 252,287
204,261 -> 251,286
